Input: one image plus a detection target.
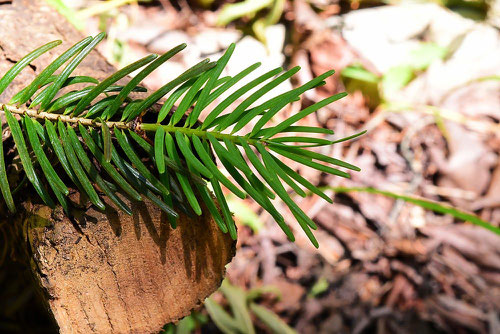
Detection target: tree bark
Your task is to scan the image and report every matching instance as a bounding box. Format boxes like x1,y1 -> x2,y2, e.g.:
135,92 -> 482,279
0,1 -> 236,333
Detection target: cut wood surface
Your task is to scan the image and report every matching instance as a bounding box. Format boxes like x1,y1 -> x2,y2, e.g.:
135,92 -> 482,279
0,1 -> 236,333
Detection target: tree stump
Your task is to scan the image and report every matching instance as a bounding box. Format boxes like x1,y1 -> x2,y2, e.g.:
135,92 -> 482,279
0,1 -> 236,333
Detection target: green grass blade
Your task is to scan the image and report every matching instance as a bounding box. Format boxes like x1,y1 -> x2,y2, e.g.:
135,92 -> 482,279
12,37 -> 93,105
78,124 -> 142,201
4,107 -> 54,207
0,40 -> 61,96
263,92 -> 347,138
174,132 -> 212,178
187,43 -> 236,127
202,66 -> 282,130
327,186 -> 500,235
72,54 -> 158,116
39,33 -> 106,110
191,135 -> 246,199
57,120 -> 105,210
165,132 -> 202,215
0,131 -> 15,212
105,44 -> 186,120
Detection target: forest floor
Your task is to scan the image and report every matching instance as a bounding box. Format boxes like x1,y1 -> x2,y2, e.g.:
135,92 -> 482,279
44,0 -> 500,333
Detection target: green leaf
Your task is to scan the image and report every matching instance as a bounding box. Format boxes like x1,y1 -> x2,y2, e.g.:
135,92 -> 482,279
12,36 -> 93,105
124,59 -> 216,121
331,130 -> 366,144
107,142 -> 178,218
23,116 -> 68,196
269,136 -> 333,145
45,120 -> 84,192
113,128 -> 170,196
249,303 -> 297,334
174,132 -> 213,178
382,65 -> 414,96
271,157 -> 332,204
202,66 -> 282,130
57,120 -> 105,210
127,129 -> 205,185
269,145 -> 350,178
211,178 -> 237,239
100,120 -> 112,163
256,143 -> 318,247
0,40 -> 61,96
341,65 -> 379,83
187,43 -> 236,127
165,132 -> 202,215
206,134 -> 250,175
218,66 -> 300,132
198,62 -> 261,115
280,126 -> 334,135
217,0 -> 273,26
30,75 -> 99,108
78,124 -> 142,202
191,135 -> 246,199
170,71 -> 211,126
105,44 -> 186,120
156,79 -> 195,123
39,33 -> 106,110
238,70 -> 335,136
268,143 -> 360,171
0,129 -> 15,212
220,280 -> 256,334
263,92 -> 347,138
4,107 -> 54,207
195,182 -> 228,233
154,127 -> 166,174
72,54 -> 158,116
408,42 -> 448,71
24,116 -> 70,211
204,298 -> 240,334
66,125 -> 132,215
